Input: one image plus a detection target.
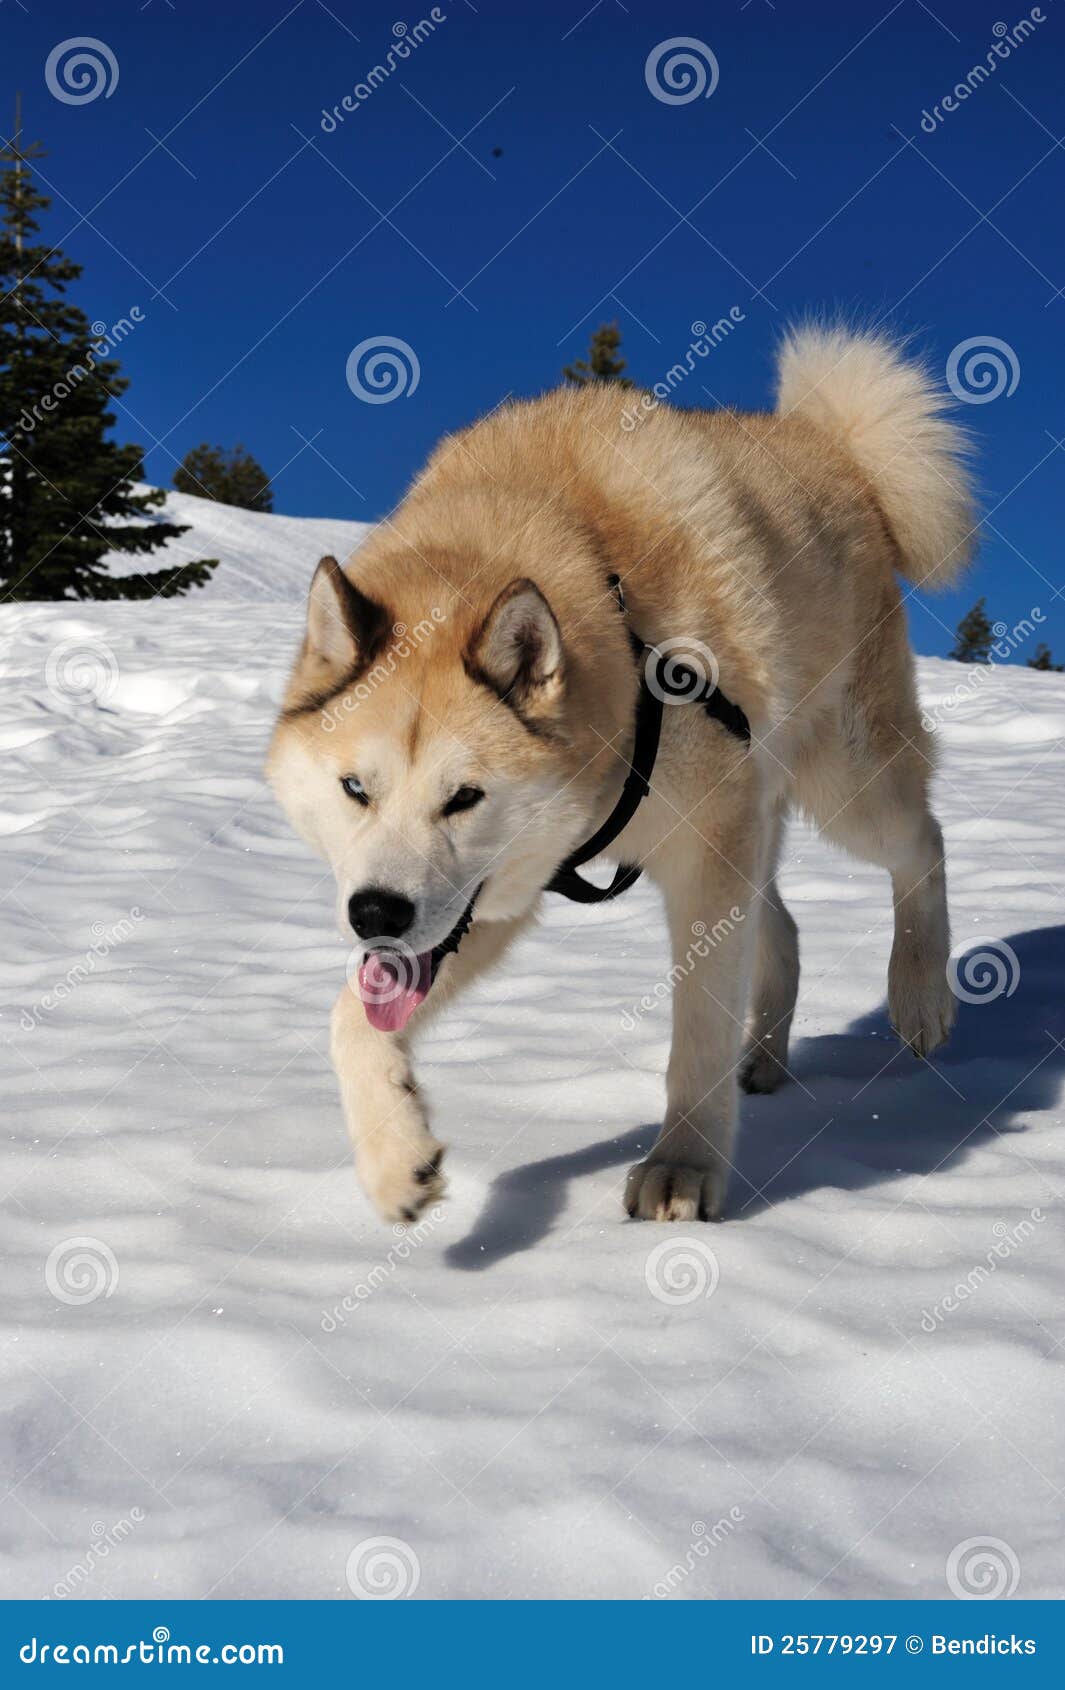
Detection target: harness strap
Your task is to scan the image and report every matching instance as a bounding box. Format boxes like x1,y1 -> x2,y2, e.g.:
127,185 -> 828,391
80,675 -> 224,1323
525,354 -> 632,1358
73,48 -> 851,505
704,685 -> 751,745
545,676 -> 663,903
431,886 -> 480,963
545,581 -> 751,905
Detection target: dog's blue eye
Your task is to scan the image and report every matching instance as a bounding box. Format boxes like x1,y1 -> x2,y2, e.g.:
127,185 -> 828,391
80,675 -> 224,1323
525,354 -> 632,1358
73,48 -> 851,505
341,776 -> 369,806
443,785 -> 484,817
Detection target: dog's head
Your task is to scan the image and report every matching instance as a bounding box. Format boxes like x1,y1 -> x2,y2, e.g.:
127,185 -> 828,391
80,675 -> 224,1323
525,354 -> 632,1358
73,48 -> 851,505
267,553 -> 614,1030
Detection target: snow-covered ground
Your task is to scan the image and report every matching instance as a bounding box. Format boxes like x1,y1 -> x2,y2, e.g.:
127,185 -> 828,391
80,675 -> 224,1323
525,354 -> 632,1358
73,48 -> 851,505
1,555 -> 1063,1599
107,486 -> 372,600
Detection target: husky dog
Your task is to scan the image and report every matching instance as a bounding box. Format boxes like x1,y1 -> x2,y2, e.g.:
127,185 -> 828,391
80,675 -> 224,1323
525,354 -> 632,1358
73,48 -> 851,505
267,327 -> 975,1227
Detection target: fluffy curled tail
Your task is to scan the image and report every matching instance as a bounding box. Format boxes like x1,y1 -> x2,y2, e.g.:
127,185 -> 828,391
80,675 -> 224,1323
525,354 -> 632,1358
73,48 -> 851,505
775,324 -> 976,590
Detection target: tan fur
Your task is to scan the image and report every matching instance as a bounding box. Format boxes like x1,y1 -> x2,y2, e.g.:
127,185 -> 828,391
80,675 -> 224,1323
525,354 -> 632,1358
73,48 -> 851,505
268,326 -> 976,1227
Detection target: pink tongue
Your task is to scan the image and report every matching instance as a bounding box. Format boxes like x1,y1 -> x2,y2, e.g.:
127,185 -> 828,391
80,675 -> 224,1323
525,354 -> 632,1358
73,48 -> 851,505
357,950 -> 434,1033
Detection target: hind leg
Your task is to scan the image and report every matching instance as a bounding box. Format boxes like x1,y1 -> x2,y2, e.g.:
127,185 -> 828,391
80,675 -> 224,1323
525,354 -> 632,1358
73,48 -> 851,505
800,716 -> 954,1059
740,804 -> 800,1093
885,808 -> 954,1055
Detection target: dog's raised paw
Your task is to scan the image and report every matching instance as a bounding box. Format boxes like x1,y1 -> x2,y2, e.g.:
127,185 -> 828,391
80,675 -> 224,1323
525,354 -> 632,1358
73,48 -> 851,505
625,1158 -> 725,1223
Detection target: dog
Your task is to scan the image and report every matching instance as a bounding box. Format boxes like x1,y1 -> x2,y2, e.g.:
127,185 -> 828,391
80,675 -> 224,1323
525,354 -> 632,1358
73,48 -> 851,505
267,325 -> 975,1227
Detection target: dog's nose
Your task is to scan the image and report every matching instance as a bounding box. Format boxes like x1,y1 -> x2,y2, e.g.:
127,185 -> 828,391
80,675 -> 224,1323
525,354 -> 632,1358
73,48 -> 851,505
348,887 -> 416,941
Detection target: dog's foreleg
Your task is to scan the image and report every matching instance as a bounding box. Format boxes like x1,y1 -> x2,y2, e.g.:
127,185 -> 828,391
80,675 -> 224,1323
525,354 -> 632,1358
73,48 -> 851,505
331,999 -> 443,1225
626,795 -> 758,1223
331,910 -> 531,1224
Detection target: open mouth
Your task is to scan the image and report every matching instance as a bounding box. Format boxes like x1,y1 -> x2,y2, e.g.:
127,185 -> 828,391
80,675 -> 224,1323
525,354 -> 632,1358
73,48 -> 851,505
355,888 -> 481,1034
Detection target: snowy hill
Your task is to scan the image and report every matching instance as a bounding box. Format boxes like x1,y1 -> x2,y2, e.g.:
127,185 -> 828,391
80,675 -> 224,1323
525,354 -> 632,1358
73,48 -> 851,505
0,598 -> 1062,1601
103,486 -> 373,600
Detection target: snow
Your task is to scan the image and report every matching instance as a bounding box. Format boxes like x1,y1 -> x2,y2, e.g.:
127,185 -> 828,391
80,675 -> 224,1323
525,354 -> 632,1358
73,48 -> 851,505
1,550 -> 1063,1600
104,486 -> 372,600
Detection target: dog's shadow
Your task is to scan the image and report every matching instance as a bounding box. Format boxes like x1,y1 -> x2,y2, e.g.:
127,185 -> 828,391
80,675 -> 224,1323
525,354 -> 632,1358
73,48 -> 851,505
445,924 -> 1065,1271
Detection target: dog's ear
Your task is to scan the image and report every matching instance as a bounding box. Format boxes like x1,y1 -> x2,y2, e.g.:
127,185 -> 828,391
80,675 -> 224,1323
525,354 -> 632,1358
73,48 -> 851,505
467,578 -> 565,724
304,554 -> 388,676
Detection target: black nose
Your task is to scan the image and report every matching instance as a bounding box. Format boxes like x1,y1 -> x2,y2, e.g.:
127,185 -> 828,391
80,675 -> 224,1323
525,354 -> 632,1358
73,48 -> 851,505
348,887 -> 416,941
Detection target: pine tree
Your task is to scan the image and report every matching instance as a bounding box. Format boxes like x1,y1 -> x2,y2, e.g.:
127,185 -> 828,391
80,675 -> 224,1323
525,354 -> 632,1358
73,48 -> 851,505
0,113 -> 216,600
1026,642 -> 1064,673
947,597 -> 994,663
563,321 -> 633,388
173,442 -> 273,512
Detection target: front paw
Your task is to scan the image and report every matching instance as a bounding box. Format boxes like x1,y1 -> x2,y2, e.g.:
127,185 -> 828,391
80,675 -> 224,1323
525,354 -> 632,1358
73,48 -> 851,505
359,1138 -> 447,1225
624,1157 -> 726,1223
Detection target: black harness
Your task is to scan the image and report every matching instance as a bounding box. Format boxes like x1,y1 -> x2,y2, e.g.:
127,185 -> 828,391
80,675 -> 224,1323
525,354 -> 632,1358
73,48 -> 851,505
545,575 -> 751,905
433,580 -> 752,970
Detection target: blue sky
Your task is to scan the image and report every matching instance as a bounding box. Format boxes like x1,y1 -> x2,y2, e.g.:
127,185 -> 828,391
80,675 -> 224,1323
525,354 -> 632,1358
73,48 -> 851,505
4,0 -> 1063,656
